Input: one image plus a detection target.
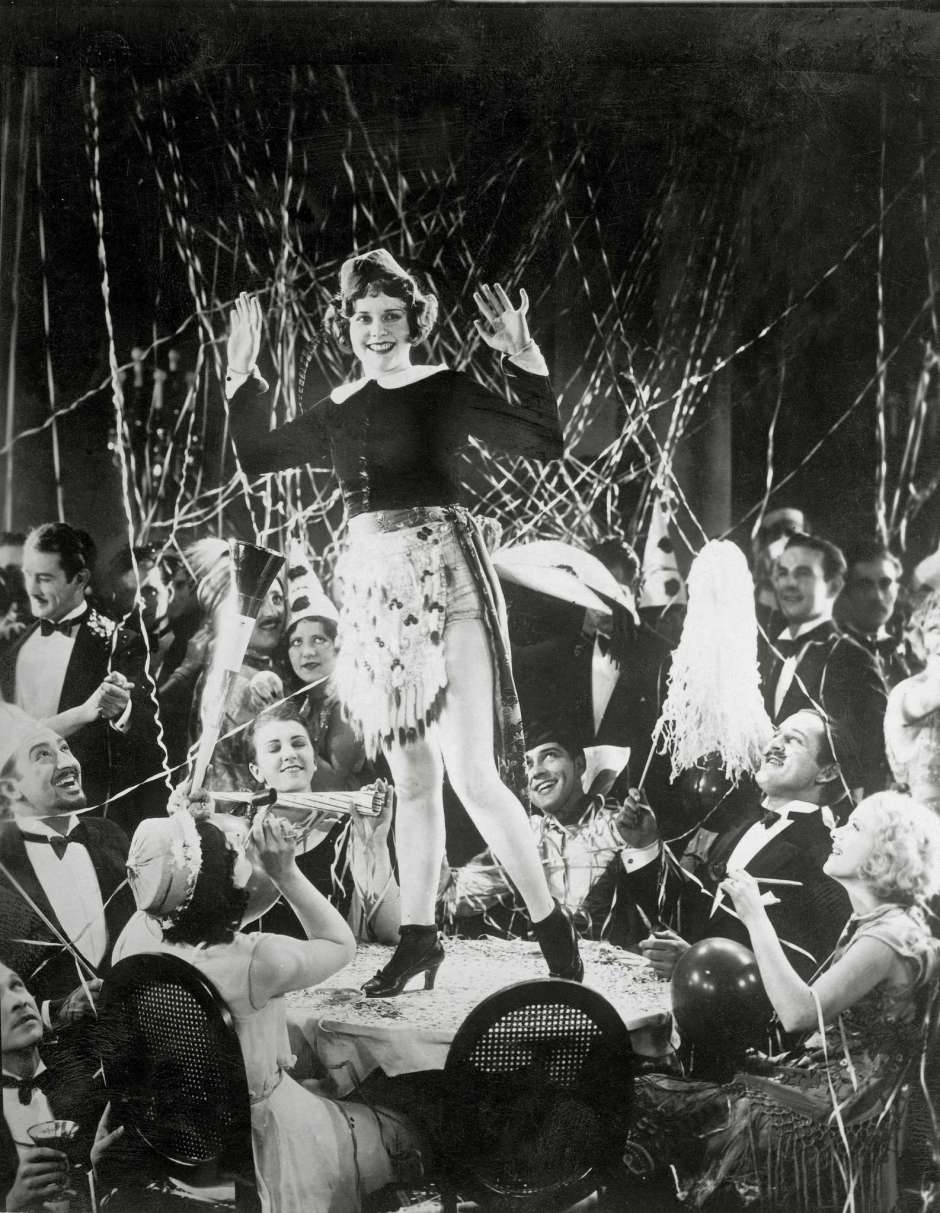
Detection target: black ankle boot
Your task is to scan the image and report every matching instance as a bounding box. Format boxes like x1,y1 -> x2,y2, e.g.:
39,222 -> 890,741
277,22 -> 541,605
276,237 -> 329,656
361,925 -> 445,998
533,901 -> 584,982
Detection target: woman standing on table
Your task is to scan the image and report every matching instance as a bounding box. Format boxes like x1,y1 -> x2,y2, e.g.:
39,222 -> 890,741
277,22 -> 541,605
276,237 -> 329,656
225,249 -> 581,996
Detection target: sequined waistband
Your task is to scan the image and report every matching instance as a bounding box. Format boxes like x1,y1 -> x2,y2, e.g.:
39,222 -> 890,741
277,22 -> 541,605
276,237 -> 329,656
347,506 -> 454,538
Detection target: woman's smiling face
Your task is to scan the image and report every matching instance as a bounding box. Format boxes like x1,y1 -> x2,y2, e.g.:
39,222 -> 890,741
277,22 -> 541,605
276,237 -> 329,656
348,291 -> 413,375
824,801 -> 879,883
249,719 -> 316,792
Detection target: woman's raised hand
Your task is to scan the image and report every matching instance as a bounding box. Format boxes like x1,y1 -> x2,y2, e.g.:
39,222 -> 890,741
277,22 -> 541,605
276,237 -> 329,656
248,669 -> 284,712
720,869 -> 767,927
248,811 -> 299,883
227,291 -> 263,375
167,778 -> 213,821
473,283 -> 531,356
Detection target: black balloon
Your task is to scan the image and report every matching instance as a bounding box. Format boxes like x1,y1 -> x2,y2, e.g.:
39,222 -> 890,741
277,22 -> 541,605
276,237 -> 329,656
671,937 -> 773,1054
677,754 -> 732,820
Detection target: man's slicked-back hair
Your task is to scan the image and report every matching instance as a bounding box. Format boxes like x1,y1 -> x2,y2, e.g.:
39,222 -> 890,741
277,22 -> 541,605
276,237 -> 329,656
26,523 -> 96,582
524,721 -> 585,765
783,532 -> 847,583
843,539 -> 903,582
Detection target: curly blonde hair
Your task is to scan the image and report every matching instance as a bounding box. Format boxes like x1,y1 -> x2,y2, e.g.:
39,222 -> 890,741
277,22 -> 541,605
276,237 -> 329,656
857,790 -> 940,903
908,588 -> 940,662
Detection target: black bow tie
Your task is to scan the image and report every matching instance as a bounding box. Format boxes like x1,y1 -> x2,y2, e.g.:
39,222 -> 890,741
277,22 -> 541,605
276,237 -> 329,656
760,809 -> 783,828
773,637 -> 807,660
871,635 -> 902,660
2,1071 -> 50,1106
39,615 -> 83,638
19,822 -> 87,861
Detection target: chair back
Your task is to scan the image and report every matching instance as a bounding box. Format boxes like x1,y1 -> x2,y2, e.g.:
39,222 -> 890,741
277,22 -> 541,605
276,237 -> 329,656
440,978 -> 634,1211
97,952 -> 253,1178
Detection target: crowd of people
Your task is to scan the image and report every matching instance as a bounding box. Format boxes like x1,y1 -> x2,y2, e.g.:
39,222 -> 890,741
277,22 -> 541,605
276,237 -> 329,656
2,250 -> 940,1212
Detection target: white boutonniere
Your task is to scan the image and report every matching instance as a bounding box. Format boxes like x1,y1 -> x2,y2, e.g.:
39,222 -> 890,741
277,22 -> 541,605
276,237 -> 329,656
86,609 -> 117,641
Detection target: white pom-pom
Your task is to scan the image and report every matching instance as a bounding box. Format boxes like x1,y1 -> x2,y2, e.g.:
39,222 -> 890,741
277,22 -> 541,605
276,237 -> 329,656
656,539 -> 772,784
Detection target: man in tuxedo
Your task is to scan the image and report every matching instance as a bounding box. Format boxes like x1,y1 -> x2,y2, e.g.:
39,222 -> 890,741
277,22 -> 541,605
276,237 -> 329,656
760,532 -> 887,799
637,708 -> 851,981
838,539 -> 921,691
0,523 -> 163,831
0,704 -> 134,1017
1,961 -> 124,1211
509,539 -> 674,796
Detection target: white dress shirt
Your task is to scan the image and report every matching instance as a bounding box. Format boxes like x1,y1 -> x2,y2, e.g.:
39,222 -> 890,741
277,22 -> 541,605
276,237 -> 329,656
15,604 -> 132,733
14,604 -> 88,721
17,815 -> 107,967
725,797 -> 823,873
772,615 -> 831,717
3,1062 -> 53,1161
710,798 -> 829,919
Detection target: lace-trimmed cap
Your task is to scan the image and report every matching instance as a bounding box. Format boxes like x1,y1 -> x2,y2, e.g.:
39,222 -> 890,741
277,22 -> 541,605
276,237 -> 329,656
127,813 -> 203,921
0,702 -> 45,773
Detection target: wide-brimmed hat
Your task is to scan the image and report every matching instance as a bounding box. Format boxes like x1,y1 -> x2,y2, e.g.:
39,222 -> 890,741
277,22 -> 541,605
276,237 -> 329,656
494,540 -> 638,620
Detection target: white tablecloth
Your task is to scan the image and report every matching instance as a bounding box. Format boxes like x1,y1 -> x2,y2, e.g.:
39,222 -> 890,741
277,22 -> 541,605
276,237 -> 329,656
286,937 -> 672,1096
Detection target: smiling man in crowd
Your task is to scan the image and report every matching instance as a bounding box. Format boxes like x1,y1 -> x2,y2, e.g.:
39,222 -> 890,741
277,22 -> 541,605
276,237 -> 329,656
760,532 -> 888,799
442,724 -> 661,945
0,524 -> 164,831
637,708 -> 851,982
0,704 -> 134,1017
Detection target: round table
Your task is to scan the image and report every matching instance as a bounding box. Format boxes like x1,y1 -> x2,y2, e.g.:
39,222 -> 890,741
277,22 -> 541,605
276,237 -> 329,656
286,937 -> 672,1096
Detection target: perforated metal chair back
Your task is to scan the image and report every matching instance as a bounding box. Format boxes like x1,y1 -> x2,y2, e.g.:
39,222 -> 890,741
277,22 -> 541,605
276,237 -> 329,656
98,952 -> 253,1176
441,978 -> 634,1211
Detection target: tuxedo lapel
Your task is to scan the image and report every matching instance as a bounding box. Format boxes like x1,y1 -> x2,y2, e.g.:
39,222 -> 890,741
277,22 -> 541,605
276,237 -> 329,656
58,618 -> 109,712
80,819 -> 132,950
0,622 -> 38,701
571,638 -> 595,742
0,824 -> 63,943
709,813 -> 762,875
766,620 -> 839,723
741,824 -> 802,878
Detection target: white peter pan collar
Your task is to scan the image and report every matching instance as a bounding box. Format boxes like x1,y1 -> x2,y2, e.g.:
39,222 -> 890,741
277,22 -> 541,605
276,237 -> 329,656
330,363 -> 448,404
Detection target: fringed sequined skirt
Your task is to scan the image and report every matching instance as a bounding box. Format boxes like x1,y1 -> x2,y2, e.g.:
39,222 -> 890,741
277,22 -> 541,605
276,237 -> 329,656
332,508 -> 484,757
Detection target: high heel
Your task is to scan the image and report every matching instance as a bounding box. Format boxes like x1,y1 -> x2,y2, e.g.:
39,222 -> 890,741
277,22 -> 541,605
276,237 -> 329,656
533,900 -> 584,982
362,924 -> 445,998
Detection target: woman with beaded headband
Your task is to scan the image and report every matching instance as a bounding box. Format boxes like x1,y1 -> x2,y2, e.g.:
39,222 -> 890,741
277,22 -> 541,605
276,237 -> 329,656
884,588 -> 940,813
225,249 -> 581,995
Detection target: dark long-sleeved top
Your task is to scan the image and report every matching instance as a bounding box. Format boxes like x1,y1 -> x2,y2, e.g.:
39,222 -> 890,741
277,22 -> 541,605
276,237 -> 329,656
230,364 -> 564,516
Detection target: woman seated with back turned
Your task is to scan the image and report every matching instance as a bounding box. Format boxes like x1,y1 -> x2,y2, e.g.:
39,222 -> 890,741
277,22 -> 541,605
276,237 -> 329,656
626,790 -> 940,1211
125,796 -> 418,1213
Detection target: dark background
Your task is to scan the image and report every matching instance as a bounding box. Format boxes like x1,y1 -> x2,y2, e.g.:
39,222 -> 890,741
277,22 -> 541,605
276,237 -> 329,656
3,3 -> 940,568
